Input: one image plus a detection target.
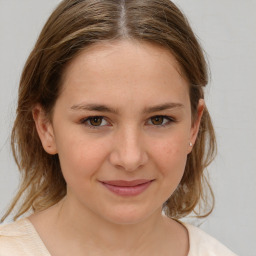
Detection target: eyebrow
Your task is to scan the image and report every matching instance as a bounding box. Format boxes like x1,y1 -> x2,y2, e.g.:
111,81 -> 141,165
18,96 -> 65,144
70,102 -> 184,114
70,103 -> 118,114
143,102 -> 184,114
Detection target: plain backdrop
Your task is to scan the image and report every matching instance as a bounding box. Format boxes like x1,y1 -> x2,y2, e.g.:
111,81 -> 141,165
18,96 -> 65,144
0,1 -> 255,255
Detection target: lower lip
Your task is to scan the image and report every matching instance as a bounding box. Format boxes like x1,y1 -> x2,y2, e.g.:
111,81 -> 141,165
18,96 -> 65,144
101,181 -> 153,196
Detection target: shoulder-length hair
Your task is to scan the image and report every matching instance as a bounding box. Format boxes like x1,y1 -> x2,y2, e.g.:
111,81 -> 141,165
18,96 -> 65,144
2,0 -> 216,222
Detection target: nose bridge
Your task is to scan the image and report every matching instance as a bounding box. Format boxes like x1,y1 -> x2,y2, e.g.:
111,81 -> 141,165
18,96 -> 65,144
110,124 -> 148,171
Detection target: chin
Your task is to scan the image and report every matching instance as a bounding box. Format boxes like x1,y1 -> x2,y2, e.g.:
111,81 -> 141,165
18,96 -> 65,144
100,205 -> 158,226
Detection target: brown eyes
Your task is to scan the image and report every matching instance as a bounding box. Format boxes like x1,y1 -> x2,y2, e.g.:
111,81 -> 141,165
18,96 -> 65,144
81,115 -> 174,128
150,116 -> 164,125
88,117 -> 104,126
81,116 -> 107,127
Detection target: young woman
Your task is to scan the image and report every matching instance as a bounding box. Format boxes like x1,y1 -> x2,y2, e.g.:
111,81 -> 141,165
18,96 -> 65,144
0,0 -> 237,255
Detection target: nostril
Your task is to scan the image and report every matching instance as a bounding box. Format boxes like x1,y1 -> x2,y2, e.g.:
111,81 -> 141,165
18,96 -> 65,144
108,130 -> 148,171
109,147 -> 148,172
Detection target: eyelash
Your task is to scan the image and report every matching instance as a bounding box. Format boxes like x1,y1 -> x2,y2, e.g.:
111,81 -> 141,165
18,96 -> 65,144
147,115 -> 176,127
80,116 -> 109,129
80,115 -> 176,129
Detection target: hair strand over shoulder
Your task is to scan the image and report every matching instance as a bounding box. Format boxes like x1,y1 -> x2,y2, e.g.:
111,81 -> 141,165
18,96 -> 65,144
1,0 -> 216,223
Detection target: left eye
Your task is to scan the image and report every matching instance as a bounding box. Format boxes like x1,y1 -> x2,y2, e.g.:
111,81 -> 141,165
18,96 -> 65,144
148,116 -> 173,126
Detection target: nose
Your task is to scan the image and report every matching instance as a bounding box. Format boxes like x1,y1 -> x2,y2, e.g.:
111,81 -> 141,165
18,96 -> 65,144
109,126 -> 148,172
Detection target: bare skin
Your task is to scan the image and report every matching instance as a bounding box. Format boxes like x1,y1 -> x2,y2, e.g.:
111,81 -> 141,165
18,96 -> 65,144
31,40 -> 204,256
29,201 -> 189,256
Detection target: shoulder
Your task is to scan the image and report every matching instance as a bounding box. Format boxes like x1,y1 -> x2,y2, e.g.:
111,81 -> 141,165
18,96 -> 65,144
0,218 -> 49,256
0,218 -> 33,255
184,223 -> 238,256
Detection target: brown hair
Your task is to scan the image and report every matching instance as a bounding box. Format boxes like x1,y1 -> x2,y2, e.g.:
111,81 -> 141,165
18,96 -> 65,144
1,0 -> 216,222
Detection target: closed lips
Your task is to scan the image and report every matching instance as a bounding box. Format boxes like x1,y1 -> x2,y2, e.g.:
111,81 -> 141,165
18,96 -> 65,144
101,179 -> 153,187
100,179 -> 154,196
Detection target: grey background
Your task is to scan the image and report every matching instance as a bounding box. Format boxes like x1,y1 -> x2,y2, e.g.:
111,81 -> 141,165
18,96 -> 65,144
0,1 -> 255,255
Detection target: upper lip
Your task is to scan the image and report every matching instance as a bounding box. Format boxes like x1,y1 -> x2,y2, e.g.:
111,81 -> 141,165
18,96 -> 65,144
101,179 -> 153,187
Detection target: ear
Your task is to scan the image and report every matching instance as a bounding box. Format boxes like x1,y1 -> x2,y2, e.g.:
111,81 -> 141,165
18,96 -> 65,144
33,104 -> 57,155
188,99 -> 205,153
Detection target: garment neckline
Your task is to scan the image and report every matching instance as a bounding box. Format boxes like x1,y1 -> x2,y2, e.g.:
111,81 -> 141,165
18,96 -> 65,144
23,217 -> 192,256
173,219 -> 192,256
23,218 -> 52,256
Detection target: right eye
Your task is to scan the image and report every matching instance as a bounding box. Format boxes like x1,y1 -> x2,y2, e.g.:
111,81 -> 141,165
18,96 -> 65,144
80,116 -> 109,128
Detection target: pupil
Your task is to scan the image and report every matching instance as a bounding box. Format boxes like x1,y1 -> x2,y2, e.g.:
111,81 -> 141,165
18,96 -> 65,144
152,116 -> 163,125
91,117 -> 102,126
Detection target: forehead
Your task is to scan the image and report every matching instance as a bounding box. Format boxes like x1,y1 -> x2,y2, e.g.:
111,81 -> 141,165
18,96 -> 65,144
58,40 -> 190,110
62,40 -> 185,83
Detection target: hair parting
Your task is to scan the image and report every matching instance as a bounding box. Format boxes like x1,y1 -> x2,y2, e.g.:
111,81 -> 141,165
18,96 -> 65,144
1,0 -> 216,222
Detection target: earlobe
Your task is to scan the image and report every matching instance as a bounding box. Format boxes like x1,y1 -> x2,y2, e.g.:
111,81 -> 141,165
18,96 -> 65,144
188,99 -> 205,153
33,104 -> 57,155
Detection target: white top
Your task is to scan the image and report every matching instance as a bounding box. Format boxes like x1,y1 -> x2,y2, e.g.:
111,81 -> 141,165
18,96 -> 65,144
0,218 -> 237,255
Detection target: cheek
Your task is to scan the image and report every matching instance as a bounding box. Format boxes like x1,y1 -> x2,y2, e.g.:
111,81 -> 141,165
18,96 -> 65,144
151,135 -> 188,176
56,135 -> 110,183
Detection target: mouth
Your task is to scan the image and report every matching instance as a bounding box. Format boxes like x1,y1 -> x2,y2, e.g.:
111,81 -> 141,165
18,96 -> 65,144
100,179 -> 154,196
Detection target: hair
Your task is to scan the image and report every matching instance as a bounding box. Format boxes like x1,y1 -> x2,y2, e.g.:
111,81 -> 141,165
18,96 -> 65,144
1,0 -> 216,222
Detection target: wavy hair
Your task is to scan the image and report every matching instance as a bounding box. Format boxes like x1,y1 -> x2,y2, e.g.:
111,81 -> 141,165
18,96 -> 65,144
1,0 -> 216,222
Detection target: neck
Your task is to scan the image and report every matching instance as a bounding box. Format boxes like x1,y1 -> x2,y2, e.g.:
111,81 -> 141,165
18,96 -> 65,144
54,196 -> 169,254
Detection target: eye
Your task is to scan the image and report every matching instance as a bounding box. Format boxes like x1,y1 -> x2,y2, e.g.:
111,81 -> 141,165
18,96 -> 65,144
81,116 -> 108,127
148,115 -> 174,126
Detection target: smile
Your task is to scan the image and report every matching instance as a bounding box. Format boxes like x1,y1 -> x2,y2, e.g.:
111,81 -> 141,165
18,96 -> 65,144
100,179 -> 154,196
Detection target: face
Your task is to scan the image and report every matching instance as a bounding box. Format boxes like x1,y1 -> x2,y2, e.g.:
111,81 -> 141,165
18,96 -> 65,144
34,40 -> 203,225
